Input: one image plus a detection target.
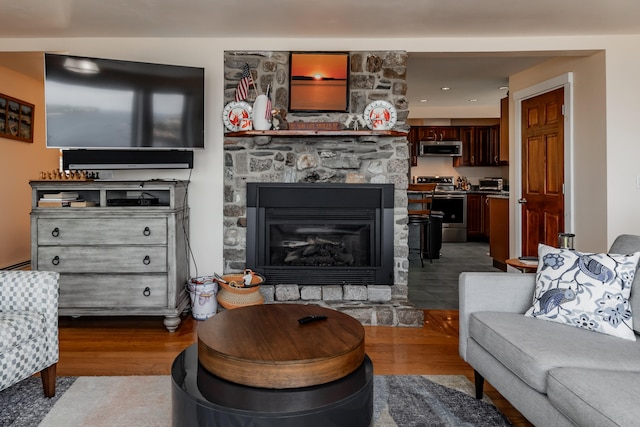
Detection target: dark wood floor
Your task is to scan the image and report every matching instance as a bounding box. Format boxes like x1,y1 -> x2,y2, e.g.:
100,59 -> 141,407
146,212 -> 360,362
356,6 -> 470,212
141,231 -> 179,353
55,309 -> 532,426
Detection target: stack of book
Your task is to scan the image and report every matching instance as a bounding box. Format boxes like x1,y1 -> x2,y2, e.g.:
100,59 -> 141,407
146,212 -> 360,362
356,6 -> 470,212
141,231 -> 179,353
517,256 -> 539,266
38,192 -> 96,208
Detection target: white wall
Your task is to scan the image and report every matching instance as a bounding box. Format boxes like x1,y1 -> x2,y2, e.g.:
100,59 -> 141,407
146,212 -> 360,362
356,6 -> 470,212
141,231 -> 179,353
603,40 -> 640,247
1,35 -> 639,274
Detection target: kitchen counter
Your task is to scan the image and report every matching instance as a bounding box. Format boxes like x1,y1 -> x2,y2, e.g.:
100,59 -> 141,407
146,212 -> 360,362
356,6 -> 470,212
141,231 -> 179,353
485,192 -> 509,199
408,189 -> 509,197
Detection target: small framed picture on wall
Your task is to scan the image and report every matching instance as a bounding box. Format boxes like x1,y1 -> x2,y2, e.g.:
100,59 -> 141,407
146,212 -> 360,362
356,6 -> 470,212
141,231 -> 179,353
0,93 -> 34,143
288,52 -> 349,113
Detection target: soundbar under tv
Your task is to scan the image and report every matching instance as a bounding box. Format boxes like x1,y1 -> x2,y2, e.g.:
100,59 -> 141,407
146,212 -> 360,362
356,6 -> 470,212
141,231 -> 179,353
62,149 -> 194,170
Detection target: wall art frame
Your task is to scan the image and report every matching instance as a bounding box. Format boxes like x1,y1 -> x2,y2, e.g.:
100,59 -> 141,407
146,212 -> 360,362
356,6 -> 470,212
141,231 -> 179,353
0,93 -> 34,143
288,51 -> 350,113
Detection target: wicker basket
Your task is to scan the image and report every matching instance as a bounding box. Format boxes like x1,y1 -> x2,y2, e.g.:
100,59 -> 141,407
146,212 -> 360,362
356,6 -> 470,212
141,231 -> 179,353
216,287 -> 264,310
216,269 -> 265,290
215,269 -> 266,310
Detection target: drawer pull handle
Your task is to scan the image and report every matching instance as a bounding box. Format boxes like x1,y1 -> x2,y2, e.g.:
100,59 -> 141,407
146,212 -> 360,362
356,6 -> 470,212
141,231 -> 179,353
143,287 -> 151,297
143,227 -> 151,236
143,255 -> 151,265
52,256 -> 60,266
51,227 -> 60,238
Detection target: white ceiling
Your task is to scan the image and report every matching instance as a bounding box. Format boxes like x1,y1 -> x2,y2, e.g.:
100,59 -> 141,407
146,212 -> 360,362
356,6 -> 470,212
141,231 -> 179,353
2,0 -> 640,38
0,0 -> 636,111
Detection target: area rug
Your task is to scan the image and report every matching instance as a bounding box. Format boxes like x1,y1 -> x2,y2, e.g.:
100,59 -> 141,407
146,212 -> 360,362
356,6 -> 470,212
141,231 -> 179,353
0,374 -> 512,426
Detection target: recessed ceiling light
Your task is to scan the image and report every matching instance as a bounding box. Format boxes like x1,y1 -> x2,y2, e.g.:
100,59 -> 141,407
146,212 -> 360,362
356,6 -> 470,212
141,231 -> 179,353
441,87 -> 451,91
419,99 -> 428,103
468,99 -> 478,102
499,86 -> 509,90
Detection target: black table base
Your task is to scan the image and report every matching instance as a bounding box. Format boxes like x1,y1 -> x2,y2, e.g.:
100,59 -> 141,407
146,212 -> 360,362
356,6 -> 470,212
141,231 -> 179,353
171,344 -> 373,427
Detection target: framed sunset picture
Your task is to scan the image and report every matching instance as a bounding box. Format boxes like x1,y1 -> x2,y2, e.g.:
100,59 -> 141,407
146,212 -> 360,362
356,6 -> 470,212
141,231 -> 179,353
289,52 -> 349,112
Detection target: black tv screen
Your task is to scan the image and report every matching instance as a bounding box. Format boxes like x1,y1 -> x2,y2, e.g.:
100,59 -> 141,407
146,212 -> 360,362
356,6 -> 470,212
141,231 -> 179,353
44,53 -> 205,150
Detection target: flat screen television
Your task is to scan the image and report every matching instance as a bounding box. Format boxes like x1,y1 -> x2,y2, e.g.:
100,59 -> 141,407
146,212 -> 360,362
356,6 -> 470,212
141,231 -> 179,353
44,53 -> 205,169
288,52 -> 349,113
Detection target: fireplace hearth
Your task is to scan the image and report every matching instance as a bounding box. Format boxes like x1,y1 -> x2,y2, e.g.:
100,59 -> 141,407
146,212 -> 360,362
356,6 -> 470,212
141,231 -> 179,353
246,183 -> 394,286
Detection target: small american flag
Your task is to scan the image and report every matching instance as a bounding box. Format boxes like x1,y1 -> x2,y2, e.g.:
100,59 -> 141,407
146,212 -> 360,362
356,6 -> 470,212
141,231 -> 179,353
235,63 -> 252,102
265,85 -> 272,120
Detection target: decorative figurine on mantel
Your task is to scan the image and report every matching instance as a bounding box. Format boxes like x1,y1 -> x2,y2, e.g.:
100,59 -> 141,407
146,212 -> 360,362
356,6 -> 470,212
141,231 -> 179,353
271,109 -> 288,130
344,114 -> 366,131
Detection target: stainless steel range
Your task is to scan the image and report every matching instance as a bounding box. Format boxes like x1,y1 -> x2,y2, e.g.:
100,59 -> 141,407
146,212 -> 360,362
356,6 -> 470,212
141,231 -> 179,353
414,176 -> 467,242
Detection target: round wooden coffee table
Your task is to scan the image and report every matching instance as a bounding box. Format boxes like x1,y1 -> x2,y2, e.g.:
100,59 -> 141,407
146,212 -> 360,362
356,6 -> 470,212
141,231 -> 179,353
171,304 -> 373,427
197,303 -> 365,388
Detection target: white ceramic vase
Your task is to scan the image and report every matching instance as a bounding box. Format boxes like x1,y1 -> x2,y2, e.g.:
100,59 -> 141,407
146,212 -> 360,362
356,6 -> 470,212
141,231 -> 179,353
252,94 -> 272,130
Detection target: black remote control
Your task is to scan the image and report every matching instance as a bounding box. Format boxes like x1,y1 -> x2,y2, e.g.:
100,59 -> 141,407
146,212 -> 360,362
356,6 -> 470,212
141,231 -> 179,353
298,315 -> 328,325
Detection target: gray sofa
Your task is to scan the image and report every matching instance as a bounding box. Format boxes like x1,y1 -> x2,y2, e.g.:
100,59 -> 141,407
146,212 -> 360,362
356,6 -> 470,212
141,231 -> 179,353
459,234 -> 640,427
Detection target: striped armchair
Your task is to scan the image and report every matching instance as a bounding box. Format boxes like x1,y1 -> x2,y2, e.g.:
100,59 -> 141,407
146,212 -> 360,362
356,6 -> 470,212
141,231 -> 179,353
0,271 -> 59,397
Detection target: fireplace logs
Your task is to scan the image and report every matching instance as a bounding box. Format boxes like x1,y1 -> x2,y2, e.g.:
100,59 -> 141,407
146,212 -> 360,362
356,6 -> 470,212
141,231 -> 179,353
280,236 -> 356,267
246,183 -> 394,286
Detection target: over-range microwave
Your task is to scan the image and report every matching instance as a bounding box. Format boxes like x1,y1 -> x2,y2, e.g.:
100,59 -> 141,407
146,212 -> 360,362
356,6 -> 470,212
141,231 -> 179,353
419,140 -> 463,157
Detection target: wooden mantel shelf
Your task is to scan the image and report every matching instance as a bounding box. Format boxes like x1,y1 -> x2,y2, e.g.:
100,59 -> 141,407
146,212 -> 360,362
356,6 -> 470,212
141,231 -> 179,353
225,129 -> 407,137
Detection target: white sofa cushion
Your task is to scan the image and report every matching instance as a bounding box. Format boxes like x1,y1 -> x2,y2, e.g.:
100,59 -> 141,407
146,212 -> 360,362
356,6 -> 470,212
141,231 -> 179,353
0,312 -> 45,353
524,244 -> 640,341
609,234 -> 640,334
469,311 -> 640,394
548,368 -> 640,427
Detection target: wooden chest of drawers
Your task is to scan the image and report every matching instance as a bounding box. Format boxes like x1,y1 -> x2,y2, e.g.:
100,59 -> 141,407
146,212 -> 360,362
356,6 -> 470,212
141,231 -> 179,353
30,180 -> 190,332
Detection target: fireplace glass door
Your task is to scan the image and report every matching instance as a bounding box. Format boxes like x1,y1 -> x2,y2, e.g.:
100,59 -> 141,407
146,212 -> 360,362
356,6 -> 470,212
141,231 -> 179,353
246,183 -> 394,285
267,214 -> 373,268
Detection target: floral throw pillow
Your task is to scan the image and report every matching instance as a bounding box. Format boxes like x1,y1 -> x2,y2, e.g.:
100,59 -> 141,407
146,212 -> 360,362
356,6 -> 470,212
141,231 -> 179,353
524,244 -> 640,341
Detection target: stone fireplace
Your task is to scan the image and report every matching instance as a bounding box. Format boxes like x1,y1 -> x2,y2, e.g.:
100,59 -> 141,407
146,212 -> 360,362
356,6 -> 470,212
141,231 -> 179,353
222,50 -> 422,326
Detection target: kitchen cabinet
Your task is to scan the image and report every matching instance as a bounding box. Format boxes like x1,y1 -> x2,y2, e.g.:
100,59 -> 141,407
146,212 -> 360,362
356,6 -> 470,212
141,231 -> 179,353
499,97 -> 510,164
467,193 -> 490,241
484,193 -> 491,238
418,126 -> 460,141
466,193 -> 483,239
475,126 -> 492,165
488,124 -> 502,166
454,126 -> 488,167
489,196 -> 509,270
456,127 -> 474,166
408,126 -> 419,166
411,124 -> 502,167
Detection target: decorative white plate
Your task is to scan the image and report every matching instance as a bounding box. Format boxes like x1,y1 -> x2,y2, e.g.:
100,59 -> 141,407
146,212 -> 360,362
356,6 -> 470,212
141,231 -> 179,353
363,100 -> 397,130
222,101 -> 253,132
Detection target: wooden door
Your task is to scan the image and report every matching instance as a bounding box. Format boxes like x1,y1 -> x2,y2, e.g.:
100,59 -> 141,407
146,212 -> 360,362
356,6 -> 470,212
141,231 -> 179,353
520,87 -> 565,256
